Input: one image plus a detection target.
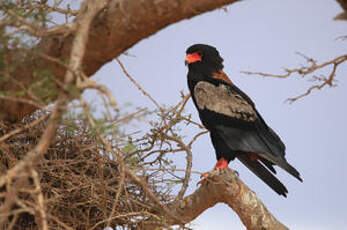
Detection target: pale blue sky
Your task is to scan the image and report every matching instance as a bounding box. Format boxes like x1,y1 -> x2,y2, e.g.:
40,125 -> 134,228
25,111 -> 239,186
86,0 -> 346,229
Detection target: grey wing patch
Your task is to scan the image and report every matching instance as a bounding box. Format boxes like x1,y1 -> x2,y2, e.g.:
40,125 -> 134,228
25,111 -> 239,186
194,81 -> 257,121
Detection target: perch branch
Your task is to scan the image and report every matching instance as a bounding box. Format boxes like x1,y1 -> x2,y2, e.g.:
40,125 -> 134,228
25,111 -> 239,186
145,168 -> 289,230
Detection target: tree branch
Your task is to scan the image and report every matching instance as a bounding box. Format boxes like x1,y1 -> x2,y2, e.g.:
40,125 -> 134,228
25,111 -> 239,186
0,0 -> 239,122
145,168 -> 289,230
242,53 -> 347,103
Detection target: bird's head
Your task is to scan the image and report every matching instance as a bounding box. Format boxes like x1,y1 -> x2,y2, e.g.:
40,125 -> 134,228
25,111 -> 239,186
185,44 -> 224,72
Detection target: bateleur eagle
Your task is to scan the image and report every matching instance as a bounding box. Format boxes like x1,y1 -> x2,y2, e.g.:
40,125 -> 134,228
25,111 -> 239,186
185,44 -> 302,197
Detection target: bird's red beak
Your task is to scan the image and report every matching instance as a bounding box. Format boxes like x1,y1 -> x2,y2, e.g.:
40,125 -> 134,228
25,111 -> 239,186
185,52 -> 202,65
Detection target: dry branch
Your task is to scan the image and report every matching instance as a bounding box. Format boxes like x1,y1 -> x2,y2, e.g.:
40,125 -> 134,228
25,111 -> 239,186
145,168 -> 288,230
116,58 -> 162,111
242,53 -> 347,102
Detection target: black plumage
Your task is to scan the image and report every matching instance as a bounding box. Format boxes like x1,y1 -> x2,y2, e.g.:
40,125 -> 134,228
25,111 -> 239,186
185,44 -> 302,197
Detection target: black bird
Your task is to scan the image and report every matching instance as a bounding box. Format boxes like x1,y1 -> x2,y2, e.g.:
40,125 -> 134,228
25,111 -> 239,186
185,44 -> 302,197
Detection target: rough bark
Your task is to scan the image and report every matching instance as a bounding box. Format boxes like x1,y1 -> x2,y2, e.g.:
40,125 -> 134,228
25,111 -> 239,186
144,168 -> 288,230
0,0 -> 238,122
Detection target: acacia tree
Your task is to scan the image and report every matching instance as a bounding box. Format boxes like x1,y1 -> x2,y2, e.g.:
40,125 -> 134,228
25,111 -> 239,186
0,1 -> 345,229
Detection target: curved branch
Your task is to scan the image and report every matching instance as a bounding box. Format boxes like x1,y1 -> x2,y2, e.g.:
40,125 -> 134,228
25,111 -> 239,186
0,0 -> 238,122
146,168 -> 289,230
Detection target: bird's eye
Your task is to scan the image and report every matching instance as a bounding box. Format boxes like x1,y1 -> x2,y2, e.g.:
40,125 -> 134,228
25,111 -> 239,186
197,51 -> 203,57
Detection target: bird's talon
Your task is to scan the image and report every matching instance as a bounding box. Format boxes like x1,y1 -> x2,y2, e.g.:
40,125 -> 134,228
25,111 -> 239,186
197,172 -> 209,186
234,170 -> 239,176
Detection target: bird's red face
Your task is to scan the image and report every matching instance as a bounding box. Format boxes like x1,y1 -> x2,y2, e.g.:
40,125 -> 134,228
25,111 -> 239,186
185,52 -> 202,65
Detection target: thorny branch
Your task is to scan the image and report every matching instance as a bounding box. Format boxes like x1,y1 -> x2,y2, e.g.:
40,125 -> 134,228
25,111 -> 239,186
114,59 -> 202,206
79,97 -> 186,227
242,53 -> 347,103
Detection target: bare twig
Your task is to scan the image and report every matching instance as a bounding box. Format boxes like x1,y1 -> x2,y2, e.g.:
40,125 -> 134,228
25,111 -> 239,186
242,54 -> 347,102
77,76 -> 119,111
38,4 -> 79,16
115,58 -> 163,111
106,157 -> 125,227
163,132 -> 193,202
31,169 -> 48,230
125,168 -> 183,226
5,9 -> 75,37
0,95 -> 45,109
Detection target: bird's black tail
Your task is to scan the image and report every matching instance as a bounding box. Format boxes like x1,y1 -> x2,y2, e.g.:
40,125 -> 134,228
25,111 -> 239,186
276,160 -> 303,182
237,155 -> 288,197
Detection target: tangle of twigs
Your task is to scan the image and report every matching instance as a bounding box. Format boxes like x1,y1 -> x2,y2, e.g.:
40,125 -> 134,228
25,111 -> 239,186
242,53 -> 347,103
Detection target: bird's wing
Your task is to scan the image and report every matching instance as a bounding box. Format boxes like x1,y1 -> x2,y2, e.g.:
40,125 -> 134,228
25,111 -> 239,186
193,80 -> 302,181
193,80 -> 284,154
193,81 -> 258,124
193,81 -> 276,154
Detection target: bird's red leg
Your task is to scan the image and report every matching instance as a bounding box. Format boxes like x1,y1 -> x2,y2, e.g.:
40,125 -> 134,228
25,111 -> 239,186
198,158 -> 229,185
213,157 -> 229,170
